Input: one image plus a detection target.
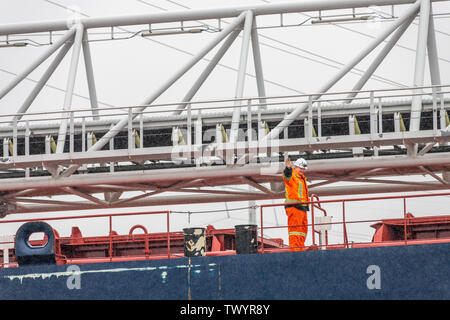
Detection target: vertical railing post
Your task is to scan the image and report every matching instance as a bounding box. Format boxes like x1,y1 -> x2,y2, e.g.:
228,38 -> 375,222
403,197 -> 408,245
128,107 -> 133,151
260,205 -> 264,253
25,121 -> 30,178
69,111 -> 74,154
432,90 -> 438,135
12,120 -> 17,157
109,215 -> 113,261
247,99 -> 252,142
317,102 -> 322,137
139,111 -> 144,149
167,211 -> 171,259
311,196 -> 316,246
81,117 -> 86,152
342,200 -> 349,248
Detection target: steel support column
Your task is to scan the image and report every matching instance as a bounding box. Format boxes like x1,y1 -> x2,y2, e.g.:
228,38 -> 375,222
0,0 -> 446,36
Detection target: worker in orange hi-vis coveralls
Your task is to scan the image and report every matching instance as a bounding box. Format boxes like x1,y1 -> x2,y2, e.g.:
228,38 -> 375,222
282,157 -> 310,251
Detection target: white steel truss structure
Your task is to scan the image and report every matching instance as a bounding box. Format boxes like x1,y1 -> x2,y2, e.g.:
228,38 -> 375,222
0,0 -> 448,216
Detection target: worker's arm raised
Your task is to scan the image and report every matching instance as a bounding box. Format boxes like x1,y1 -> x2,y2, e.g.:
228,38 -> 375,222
283,157 -> 293,180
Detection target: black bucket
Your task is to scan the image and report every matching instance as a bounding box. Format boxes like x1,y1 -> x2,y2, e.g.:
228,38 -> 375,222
183,227 -> 206,257
235,224 -> 258,254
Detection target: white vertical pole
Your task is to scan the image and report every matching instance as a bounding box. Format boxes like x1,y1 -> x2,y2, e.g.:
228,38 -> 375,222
109,123 -> 115,173
247,99 -> 252,142
25,121 -> 30,178
139,111 -> 144,149
128,107 -> 133,151
69,111 -> 74,153
427,3 -> 442,122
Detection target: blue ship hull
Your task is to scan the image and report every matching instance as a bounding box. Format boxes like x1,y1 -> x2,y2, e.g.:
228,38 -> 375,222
1,242 -> 449,300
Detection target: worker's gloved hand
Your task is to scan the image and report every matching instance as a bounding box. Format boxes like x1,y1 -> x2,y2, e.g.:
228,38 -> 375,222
285,157 -> 292,169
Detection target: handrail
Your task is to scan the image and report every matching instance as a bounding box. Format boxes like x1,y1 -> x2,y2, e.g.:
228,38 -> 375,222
259,191 -> 450,252
310,194 -> 328,247
0,191 -> 449,267
0,84 -> 448,123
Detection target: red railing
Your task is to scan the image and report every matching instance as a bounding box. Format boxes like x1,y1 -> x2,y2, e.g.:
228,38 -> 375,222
0,191 -> 449,267
259,192 -> 450,252
0,209 -> 171,267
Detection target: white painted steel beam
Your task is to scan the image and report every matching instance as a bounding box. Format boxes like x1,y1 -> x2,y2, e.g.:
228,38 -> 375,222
250,17 -> 267,109
0,0 -> 446,36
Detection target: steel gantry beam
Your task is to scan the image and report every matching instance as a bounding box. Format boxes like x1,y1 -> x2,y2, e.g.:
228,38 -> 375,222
1,153 -> 449,215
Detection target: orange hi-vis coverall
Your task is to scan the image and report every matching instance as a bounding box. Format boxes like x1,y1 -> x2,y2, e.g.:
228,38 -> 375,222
282,166 -> 309,251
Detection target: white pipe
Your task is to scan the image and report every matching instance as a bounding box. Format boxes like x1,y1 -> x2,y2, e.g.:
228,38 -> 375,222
0,0 -> 446,36
410,0 -> 431,131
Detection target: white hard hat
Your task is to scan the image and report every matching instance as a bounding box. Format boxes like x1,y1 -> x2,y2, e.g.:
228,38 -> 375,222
294,158 -> 308,169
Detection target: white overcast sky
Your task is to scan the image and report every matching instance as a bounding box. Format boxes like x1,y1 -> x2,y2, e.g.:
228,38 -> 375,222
0,0 -> 449,246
